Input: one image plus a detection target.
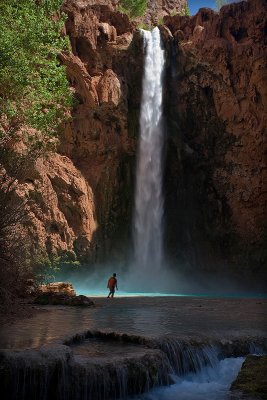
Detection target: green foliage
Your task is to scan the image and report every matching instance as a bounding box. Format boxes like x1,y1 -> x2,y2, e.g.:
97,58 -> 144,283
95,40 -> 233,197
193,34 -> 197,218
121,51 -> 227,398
0,0 -> 72,141
118,0 -> 147,18
137,22 -> 151,30
171,3 -> 190,17
184,4 -> 190,16
157,16 -> 164,26
35,254 -> 80,284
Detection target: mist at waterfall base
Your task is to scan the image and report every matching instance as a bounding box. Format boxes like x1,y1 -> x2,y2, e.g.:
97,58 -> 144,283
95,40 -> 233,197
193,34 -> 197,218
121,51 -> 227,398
56,258 -> 266,297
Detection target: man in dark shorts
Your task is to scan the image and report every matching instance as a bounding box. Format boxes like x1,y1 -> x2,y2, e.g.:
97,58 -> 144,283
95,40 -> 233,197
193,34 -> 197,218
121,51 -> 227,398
107,273 -> 118,298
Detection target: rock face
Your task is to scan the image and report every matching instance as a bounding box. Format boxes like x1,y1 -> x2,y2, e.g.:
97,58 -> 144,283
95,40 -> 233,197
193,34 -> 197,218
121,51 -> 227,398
142,0 -> 188,25
2,0 -> 266,281
57,0 -> 143,261
162,0 -> 267,277
16,153 -> 98,257
11,0 -> 142,261
55,0 -> 189,263
36,282 -> 95,306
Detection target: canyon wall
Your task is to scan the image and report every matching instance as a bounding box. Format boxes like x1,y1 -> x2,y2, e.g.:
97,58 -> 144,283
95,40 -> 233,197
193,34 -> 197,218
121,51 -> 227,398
6,0 -> 266,279
12,0 -> 140,263
59,0 -> 138,262
11,0 -> 189,264
163,0 -> 267,276
143,0 -> 188,24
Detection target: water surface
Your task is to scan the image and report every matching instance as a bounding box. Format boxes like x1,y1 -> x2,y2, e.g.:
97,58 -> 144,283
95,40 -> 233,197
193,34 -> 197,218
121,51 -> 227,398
0,296 -> 266,349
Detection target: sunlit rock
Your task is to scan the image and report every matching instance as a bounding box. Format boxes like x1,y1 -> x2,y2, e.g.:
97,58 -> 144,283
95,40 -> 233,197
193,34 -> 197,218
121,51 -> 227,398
39,282 -> 76,296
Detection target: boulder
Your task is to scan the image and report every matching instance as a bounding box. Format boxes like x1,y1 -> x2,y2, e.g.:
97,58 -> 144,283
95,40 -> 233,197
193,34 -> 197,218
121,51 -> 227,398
34,292 -> 94,307
39,282 -> 76,296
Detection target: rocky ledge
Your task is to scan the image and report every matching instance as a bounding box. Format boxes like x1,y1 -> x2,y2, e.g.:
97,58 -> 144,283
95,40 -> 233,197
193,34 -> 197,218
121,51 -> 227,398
0,334 -> 171,400
35,282 -> 94,306
39,282 -> 76,296
230,355 -> 267,399
1,330 -> 266,400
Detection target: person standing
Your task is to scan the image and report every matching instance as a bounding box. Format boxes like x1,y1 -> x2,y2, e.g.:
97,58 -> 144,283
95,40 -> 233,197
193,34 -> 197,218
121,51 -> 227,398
107,273 -> 118,298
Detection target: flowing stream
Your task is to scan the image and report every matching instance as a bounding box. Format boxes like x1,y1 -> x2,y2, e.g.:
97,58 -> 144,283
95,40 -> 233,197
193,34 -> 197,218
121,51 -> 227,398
1,334 -> 250,400
130,356 -> 245,400
133,27 -> 165,278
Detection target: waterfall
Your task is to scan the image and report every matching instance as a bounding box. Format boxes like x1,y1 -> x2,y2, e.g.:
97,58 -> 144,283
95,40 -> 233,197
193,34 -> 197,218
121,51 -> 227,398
133,27 -> 165,277
1,329 -> 265,400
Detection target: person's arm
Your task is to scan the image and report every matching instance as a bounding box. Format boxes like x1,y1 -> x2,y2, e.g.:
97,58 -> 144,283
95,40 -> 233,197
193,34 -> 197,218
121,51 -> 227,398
116,279 -> 118,290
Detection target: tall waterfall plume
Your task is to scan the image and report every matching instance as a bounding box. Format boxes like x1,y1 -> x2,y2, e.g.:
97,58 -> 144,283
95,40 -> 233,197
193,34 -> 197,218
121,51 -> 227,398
133,27 -> 165,277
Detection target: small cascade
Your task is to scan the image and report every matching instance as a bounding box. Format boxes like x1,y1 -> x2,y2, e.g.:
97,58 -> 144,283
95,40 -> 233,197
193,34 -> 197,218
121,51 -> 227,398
0,341 -> 170,400
1,331 -> 266,400
133,27 -> 165,280
130,357 -> 246,400
0,345 -> 72,400
156,338 -> 219,376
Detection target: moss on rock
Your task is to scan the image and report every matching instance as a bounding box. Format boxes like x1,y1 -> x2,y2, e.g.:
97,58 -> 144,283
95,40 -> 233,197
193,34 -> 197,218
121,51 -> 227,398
230,355 -> 267,399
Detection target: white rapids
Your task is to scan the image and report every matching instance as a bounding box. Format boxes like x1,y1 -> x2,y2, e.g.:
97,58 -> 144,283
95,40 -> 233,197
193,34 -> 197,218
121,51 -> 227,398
130,356 -> 245,400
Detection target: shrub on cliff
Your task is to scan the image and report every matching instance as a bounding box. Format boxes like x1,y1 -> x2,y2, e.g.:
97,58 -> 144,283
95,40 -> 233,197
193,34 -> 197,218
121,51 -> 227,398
0,0 -> 72,141
34,254 -> 80,284
118,0 -> 147,18
184,4 -> 190,16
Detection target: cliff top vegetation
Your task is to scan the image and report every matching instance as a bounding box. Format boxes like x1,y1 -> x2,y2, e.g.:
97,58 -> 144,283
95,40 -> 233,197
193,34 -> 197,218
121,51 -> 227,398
0,0 -> 72,146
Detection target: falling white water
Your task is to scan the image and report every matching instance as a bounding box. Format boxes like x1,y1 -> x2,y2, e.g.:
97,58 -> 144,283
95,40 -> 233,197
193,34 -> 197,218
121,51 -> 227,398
133,27 -> 165,276
130,357 -> 245,400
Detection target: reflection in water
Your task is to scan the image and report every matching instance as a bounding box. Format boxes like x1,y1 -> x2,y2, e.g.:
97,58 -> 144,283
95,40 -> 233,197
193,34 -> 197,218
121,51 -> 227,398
71,338 -> 153,361
0,297 -> 266,349
0,308 -> 95,349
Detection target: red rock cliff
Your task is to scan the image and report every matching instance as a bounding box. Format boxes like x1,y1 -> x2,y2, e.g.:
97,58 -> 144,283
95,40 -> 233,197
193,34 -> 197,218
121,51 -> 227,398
163,0 -> 267,274
6,0 -> 266,279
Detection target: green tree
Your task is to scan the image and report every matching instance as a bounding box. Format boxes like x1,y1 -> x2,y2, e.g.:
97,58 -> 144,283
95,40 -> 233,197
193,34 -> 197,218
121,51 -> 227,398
184,4 -> 190,16
0,0 -> 73,303
0,0 -> 72,142
118,0 -> 147,18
